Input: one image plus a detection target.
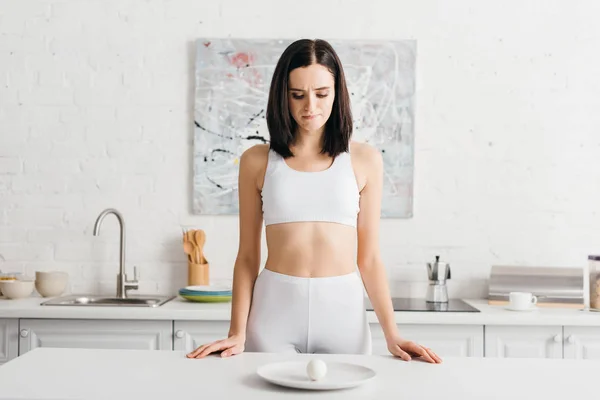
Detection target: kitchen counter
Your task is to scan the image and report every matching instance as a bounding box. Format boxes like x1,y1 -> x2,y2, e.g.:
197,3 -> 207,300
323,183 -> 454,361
1,296 -> 600,325
0,295 -> 234,321
0,347 -> 596,399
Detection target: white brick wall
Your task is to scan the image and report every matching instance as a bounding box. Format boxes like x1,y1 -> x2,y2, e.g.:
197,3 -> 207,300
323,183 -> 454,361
1,0 -> 599,298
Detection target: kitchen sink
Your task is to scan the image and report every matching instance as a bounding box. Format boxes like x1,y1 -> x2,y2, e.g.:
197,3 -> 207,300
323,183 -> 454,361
40,294 -> 175,308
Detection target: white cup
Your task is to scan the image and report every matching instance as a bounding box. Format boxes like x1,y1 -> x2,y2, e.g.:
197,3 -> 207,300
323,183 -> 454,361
509,292 -> 537,310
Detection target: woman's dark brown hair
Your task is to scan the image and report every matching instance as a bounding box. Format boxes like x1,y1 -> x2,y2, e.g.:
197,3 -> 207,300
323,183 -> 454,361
266,38 -> 353,158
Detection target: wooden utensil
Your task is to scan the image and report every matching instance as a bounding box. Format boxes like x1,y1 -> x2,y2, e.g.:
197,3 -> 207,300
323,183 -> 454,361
183,241 -> 195,263
182,229 -> 193,262
194,230 -> 207,264
186,230 -> 196,247
188,230 -> 200,264
184,230 -> 196,263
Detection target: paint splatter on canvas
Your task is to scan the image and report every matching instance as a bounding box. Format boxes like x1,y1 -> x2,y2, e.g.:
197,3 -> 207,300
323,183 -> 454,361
193,38 -> 416,218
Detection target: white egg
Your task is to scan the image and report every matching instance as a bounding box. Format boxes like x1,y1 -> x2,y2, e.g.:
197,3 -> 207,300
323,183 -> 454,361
306,359 -> 327,381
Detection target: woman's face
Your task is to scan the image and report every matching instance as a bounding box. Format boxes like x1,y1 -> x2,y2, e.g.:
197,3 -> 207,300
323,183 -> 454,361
287,63 -> 335,134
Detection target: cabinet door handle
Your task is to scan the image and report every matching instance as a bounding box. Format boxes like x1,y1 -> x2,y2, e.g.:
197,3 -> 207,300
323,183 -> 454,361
567,335 -> 576,344
175,330 -> 185,339
20,329 -> 29,338
553,334 -> 562,343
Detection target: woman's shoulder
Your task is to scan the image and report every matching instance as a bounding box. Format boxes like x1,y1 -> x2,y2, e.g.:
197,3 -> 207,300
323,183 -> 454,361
349,141 -> 382,164
239,144 -> 270,173
241,143 -> 270,158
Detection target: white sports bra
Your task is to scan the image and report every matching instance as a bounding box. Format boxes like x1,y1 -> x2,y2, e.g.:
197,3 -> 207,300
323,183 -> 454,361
261,149 -> 360,228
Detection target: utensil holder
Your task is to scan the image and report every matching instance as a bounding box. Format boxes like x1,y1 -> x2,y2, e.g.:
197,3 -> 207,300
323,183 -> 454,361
188,262 -> 209,286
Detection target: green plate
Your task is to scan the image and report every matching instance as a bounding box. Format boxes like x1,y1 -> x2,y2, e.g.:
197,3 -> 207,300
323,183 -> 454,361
180,294 -> 232,303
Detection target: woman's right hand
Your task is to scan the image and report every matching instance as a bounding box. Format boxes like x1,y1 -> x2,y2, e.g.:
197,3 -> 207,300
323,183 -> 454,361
185,334 -> 245,359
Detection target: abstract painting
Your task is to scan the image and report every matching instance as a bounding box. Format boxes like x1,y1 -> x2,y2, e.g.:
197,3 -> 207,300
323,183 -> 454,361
193,38 -> 416,218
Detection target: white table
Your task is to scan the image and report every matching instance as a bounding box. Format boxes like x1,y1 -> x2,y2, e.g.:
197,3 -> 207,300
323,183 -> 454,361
0,348 -> 596,400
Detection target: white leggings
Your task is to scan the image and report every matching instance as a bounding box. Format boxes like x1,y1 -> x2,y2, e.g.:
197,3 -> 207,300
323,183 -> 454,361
245,268 -> 372,355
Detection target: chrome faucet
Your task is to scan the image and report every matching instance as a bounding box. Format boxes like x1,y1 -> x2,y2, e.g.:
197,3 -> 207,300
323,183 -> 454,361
93,208 -> 139,298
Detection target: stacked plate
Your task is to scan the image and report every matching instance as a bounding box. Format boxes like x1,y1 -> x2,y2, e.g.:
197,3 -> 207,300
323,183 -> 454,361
178,284 -> 232,303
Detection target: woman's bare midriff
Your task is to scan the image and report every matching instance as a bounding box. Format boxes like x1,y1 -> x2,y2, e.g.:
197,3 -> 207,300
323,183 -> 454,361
264,222 -> 358,277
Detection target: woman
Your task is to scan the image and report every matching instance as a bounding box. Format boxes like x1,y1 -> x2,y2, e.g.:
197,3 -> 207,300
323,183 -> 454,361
187,39 -> 441,363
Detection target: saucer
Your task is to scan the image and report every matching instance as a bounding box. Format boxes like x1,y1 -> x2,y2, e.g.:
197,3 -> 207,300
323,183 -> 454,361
256,361 -> 376,390
506,306 -> 538,312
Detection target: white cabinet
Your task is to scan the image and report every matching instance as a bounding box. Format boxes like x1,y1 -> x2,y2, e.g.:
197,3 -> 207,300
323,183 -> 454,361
0,319 -> 18,365
173,320 -> 230,352
19,319 -> 172,355
563,326 -> 600,360
4,317 -> 599,360
484,325 -> 563,358
370,324 -> 484,357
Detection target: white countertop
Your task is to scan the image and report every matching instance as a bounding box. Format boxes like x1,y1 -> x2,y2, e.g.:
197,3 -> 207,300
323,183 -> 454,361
0,295 -> 234,321
0,347 -> 597,400
1,296 -> 600,326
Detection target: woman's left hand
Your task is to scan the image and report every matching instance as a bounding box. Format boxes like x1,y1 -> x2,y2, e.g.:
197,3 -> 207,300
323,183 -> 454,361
386,336 -> 443,363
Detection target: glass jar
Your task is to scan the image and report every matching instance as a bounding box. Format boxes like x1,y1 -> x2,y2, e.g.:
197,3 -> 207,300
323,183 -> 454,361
589,256 -> 600,310
0,272 -> 18,297
0,272 -> 18,281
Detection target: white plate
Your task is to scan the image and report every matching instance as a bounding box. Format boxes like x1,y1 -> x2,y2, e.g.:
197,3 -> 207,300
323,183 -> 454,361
183,284 -> 232,293
505,306 -> 538,312
256,360 -> 376,391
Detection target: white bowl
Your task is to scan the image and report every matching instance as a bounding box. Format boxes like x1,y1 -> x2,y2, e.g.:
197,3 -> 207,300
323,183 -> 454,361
0,280 -> 35,299
35,271 -> 68,281
35,274 -> 68,297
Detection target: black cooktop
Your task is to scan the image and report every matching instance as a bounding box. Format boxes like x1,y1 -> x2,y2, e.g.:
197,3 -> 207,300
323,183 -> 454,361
366,298 -> 480,313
